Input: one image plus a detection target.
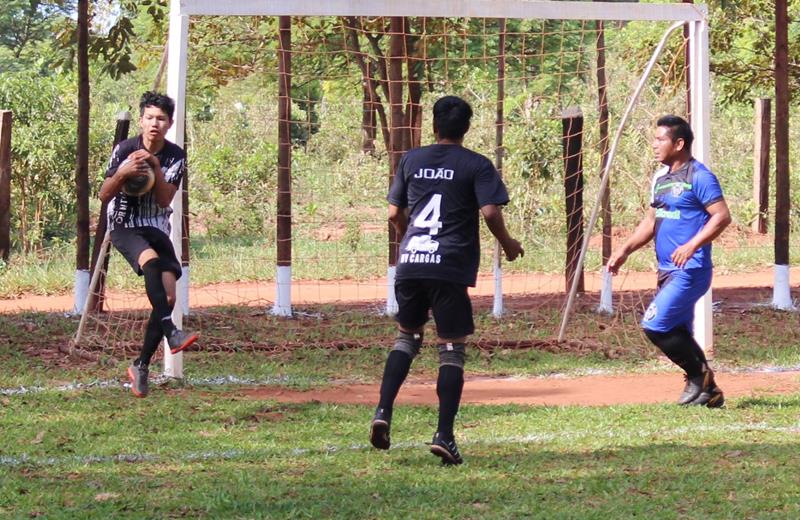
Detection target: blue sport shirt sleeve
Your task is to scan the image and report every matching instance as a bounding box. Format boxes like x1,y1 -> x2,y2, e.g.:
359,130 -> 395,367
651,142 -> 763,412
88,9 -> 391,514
387,155 -> 409,207
474,157 -> 510,208
693,169 -> 724,208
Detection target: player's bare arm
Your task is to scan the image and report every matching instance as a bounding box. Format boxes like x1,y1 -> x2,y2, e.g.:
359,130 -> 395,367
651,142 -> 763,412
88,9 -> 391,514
98,157 -> 143,203
670,199 -> 731,268
480,204 -> 524,261
608,207 -> 656,274
388,204 -> 409,239
146,155 -> 179,209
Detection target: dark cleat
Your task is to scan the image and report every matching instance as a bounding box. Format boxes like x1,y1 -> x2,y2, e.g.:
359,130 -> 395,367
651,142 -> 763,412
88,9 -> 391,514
689,369 -> 725,408
678,373 -> 705,405
167,329 -> 198,355
370,407 -> 392,450
430,432 -> 463,465
127,363 -> 149,398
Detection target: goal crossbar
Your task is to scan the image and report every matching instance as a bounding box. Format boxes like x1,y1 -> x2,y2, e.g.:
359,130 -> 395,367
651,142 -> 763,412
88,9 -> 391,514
176,0 -> 706,22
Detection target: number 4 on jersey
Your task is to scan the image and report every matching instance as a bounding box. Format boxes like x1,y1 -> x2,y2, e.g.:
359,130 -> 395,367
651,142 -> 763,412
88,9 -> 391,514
413,194 -> 443,235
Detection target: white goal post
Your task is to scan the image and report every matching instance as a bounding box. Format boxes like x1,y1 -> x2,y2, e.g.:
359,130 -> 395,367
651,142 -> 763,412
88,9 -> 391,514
163,0 -> 713,377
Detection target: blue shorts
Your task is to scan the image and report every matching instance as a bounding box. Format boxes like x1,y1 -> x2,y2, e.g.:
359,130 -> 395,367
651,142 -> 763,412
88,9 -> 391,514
641,268 -> 712,333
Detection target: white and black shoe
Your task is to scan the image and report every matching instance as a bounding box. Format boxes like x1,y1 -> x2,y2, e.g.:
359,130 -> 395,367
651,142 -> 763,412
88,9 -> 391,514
678,373 -> 705,405
370,407 -> 392,450
430,432 -> 463,465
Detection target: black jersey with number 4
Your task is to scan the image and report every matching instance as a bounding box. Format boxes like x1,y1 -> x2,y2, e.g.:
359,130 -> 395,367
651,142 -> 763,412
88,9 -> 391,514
388,144 -> 509,287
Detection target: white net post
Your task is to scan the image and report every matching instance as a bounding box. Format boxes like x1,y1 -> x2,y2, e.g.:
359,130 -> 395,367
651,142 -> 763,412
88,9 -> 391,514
688,9 -> 715,355
72,269 -> 90,315
272,16 -> 293,318
164,0 -> 189,378
386,266 -> 398,316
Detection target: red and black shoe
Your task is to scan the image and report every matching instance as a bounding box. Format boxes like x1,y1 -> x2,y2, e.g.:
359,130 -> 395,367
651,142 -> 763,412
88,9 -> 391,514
167,329 -> 198,355
127,363 -> 149,398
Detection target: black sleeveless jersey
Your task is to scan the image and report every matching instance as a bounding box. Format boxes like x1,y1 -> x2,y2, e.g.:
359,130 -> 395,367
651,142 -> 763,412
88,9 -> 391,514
387,144 -> 509,286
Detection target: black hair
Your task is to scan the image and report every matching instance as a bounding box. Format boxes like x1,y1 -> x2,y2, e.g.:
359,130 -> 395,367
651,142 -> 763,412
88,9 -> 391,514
139,91 -> 175,120
656,115 -> 693,149
433,96 -> 472,140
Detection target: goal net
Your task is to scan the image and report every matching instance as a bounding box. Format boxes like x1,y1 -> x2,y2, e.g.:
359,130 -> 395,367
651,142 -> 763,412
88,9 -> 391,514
74,1 -> 710,375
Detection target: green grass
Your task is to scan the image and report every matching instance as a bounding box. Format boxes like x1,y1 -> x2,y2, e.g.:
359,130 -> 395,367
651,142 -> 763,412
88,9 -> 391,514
3,294 -> 800,518
2,388 -> 800,518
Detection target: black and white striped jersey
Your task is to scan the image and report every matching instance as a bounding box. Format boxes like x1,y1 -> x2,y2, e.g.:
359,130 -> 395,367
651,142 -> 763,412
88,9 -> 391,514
105,135 -> 186,234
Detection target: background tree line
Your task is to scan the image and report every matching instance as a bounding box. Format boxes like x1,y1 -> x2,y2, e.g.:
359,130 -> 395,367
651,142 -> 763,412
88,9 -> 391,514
0,0 -> 798,254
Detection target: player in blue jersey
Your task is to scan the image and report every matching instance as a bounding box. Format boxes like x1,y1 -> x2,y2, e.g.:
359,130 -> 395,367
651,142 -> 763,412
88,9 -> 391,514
369,96 -> 524,465
608,115 -> 731,408
99,92 -> 198,398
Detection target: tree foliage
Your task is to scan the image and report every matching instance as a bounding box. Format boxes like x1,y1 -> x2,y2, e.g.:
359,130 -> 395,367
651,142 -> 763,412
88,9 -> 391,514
708,0 -> 800,103
0,0 -> 74,72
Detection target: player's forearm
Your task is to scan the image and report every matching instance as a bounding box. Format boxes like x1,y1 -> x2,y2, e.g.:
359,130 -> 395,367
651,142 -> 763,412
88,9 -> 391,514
482,209 -> 514,250
687,211 -> 732,250
98,175 -> 126,203
152,168 -> 177,208
389,214 -> 408,238
620,217 -> 655,255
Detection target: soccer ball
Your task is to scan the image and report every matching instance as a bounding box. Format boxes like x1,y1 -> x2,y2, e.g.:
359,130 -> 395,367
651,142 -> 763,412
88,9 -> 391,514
122,165 -> 155,196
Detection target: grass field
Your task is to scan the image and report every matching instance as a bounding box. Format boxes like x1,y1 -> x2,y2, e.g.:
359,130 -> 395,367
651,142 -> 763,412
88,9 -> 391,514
2,289 -> 800,518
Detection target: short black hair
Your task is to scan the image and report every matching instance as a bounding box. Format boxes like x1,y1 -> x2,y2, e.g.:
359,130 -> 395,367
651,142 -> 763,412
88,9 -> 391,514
433,96 -> 472,140
139,91 -> 175,120
656,115 -> 693,149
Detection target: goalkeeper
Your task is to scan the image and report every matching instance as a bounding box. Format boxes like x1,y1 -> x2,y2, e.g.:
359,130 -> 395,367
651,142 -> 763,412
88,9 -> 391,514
98,91 -> 198,398
608,115 -> 730,408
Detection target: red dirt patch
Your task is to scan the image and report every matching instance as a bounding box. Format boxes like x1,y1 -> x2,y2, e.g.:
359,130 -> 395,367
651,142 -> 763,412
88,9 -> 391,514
3,267 -> 797,314
239,370 -> 800,407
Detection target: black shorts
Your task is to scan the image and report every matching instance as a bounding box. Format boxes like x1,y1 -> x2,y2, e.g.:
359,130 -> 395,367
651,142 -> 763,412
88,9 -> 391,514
111,226 -> 182,279
394,279 -> 474,339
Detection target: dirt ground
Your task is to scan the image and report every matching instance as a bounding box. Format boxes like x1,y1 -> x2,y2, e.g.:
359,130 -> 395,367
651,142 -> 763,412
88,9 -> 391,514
5,267 -> 800,407
2,266 -> 798,313
238,370 -> 800,407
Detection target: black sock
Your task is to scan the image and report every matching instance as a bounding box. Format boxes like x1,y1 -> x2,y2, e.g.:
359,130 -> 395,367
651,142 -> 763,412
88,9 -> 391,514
135,310 -> 163,367
142,259 -> 176,336
436,364 -> 464,439
377,350 -> 413,411
644,327 -> 707,377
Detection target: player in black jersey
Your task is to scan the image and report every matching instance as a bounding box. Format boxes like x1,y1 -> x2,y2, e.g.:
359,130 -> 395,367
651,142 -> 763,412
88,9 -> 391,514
370,96 -> 524,464
99,92 -> 198,397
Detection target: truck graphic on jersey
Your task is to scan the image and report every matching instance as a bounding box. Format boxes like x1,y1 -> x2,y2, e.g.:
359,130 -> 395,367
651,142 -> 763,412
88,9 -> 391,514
406,235 -> 440,254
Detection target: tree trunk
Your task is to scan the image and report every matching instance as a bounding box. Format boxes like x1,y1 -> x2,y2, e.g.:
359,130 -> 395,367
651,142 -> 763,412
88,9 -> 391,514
75,0 -> 90,271
596,20 -> 611,264
387,17 -> 408,266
